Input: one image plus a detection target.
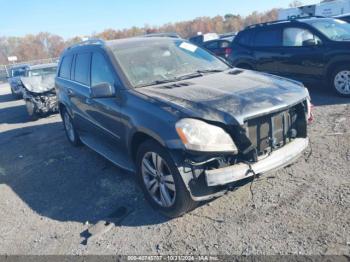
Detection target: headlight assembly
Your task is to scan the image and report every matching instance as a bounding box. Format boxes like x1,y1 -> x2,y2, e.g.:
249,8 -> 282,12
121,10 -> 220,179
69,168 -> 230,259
175,118 -> 238,153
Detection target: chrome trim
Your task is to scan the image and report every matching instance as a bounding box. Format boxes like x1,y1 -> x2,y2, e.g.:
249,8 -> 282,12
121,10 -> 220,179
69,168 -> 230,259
205,138 -> 309,187
57,77 -> 90,89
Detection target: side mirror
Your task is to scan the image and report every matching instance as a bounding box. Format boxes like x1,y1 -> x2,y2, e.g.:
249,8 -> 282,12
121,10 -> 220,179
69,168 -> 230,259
302,39 -> 318,47
90,82 -> 115,98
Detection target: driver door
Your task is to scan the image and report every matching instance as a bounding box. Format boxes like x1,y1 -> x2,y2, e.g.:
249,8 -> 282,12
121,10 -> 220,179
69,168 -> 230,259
84,52 -> 126,153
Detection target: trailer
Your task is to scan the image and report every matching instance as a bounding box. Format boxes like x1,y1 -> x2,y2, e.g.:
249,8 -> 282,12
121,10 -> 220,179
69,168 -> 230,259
278,0 -> 350,20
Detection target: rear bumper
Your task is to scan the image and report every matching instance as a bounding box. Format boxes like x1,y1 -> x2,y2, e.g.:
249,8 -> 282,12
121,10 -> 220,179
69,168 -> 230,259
205,138 -> 309,187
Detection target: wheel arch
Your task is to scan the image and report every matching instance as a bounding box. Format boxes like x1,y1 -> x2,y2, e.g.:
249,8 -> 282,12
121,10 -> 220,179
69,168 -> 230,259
326,60 -> 350,80
129,130 -> 166,162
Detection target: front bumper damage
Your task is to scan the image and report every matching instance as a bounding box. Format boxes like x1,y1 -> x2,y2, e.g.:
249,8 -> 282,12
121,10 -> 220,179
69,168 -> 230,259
205,138 -> 309,187
23,90 -> 58,115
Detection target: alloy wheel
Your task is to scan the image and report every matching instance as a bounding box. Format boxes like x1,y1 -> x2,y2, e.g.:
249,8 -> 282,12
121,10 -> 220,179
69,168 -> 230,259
334,70 -> 350,95
141,152 -> 176,208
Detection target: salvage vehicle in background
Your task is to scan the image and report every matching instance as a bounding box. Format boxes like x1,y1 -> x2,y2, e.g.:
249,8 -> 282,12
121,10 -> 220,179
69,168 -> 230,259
21,63 -> 58,119
229,17 -> 350,97
56,38 -> 311,217
8,65 -> 29,99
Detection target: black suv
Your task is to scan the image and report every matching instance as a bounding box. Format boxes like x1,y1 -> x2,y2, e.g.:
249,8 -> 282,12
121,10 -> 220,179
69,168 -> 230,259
229,17 -> 350,97
56,38 -> 310,217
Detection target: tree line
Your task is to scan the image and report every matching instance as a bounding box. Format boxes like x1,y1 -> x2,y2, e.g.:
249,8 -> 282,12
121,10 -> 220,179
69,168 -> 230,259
0,7 -> 281,65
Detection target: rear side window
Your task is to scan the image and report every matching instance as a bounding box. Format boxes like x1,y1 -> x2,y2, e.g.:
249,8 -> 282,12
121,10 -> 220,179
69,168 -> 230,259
74,53 -> 90,85
220,41 -> 230,48
253,29 -> 281,47
59,55 -> 73,79
91,52 -> 114,87
205,41 -> 219,49
236,30 -> 253,46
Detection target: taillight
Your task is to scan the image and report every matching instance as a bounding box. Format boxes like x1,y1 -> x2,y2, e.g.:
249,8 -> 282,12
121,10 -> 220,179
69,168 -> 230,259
225,48 -> 232,56
307,99 -> 314,124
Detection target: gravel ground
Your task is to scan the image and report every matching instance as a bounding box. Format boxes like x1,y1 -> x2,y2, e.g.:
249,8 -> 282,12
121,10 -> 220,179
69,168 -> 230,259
0,82 -> 349,255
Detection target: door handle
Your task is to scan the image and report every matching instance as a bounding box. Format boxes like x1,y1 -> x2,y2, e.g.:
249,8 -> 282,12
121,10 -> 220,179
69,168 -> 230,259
85,98 -> 93,105
67,88 -> 74,96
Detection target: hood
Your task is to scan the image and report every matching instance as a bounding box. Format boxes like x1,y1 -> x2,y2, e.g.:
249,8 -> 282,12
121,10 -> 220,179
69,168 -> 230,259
136,69 -> 309,125
21,74 -> 55,94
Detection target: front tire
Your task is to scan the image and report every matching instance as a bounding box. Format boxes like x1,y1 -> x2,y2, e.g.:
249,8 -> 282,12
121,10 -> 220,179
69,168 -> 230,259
25,100 -> 39,120
11,87 -> 21,100
330,65 -> 350,97
136,140 -> 197,218
62,109 -> 81,146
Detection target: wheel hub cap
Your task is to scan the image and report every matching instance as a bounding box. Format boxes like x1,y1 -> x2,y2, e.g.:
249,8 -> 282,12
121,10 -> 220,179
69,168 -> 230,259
334,70 -> 350,95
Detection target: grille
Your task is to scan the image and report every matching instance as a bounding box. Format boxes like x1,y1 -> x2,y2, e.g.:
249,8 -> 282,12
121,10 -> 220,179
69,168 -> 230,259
246,107 -> 298,156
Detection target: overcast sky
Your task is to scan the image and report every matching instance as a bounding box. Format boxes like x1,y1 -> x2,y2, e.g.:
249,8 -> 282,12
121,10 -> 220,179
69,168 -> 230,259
0,0 -> 318,38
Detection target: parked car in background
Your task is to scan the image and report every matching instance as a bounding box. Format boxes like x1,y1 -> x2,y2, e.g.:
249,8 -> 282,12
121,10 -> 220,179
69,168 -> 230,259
202,39 -> 233,59
189,33 -> 219,46
21,63 -> 58,118
56,38 -> 311,217
229,17 -> 350,97
220,32 -> 236,39
8,65 -> 29,99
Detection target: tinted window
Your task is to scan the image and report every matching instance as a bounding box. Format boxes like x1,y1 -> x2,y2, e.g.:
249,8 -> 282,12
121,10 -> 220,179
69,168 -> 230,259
91,53 -> 114,87
59,55 -> 73,79
253,29 -> 281,46
236,30 -> 253,46
283,27 -> 321,46
205,41 -> 219,49
74,53 -> 90,85
220,41 -> 230,48
12,68 -> 26,77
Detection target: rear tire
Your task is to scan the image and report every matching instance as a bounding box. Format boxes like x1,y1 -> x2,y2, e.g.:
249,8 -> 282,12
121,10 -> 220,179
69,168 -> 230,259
136,140 -> 197,218
330,65 -> 350,97
61,108 -> 81,146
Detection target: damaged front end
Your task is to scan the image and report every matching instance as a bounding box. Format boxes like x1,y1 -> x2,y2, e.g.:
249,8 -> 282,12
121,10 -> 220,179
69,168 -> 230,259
23,90 -> 58,116
174,100 -> 310,201
21,74 -> 58,117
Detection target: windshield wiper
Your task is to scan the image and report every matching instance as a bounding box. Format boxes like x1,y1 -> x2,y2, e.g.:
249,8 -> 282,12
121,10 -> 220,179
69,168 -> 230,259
135,69 -> 227,88
135,79 -> 178,88
196,69 -> 226,74
175,72 -> 203,81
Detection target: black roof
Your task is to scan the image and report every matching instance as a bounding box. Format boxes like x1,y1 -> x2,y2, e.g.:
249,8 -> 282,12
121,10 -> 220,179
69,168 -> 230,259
244,16 -> 331,30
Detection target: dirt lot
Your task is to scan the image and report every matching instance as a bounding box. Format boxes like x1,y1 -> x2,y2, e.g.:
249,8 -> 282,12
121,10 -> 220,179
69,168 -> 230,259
0,82 -> 349,255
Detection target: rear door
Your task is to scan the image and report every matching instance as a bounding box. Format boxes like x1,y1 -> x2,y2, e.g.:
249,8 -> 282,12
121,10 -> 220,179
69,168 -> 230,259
251,27 -> 283,74
69,52 -> 93,133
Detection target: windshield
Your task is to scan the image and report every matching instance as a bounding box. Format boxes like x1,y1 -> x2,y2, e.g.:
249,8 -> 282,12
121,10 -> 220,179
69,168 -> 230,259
111,39 -> 229,88
11,68 -> 26,77
28,66 -> 57,77
306,19 -> 350,41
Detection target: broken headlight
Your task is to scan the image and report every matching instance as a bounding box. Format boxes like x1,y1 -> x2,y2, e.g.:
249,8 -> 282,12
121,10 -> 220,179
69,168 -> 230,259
176,118 -> 238,153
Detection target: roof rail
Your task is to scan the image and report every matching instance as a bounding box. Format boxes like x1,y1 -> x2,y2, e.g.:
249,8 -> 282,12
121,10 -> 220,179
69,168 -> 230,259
67,39 -> 105,49
245,16 -> 325,29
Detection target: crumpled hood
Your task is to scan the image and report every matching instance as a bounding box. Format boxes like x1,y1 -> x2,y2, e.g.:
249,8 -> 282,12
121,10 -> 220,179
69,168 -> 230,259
21,74 -> 55,94
136,69 -> 309,125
